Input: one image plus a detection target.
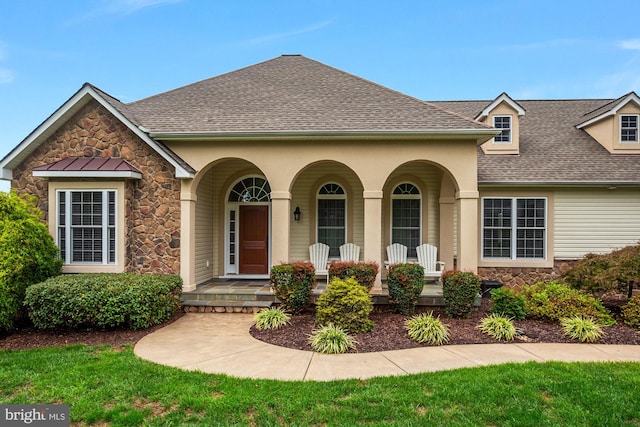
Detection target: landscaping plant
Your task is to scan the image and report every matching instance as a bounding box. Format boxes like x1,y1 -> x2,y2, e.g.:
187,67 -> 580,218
520,280 -> 615,325
621,295 -> 640,330
315,277 -> 374,333
478,314 -> 517,341
442,271 -> 481,318
308,323 -> 357,354
560,316 -> 604,343
328,261 -> 379,290
489,286 -> 526,320
0,191 -> 62,332
404,311 -> 450,345
269,262 -> 315,314
254,307 -> 291,330
387,263 -> 425,315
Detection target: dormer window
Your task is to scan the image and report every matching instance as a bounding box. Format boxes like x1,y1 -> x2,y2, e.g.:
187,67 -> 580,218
493,116 -> 512,143
620,115 -> 639,143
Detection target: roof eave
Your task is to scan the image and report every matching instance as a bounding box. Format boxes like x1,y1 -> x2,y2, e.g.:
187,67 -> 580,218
479,181 -> 640,188
32,170 -> 142,179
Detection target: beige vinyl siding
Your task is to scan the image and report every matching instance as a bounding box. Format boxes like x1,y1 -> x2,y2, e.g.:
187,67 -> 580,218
554,189 -> 640,258
194,170 -> 215,284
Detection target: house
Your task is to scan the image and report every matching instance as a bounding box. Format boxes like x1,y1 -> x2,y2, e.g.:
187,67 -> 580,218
1,55 -> 639,291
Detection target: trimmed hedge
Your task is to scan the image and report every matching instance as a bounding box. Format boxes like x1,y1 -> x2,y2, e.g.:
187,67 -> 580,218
442,271 -> 481,318
270,262 -> 315,314
489,287 -> 527,320
24,273 -> 182,330
387,263 -> 424,315
315,277 -> 374,333
328,261 -> 379,290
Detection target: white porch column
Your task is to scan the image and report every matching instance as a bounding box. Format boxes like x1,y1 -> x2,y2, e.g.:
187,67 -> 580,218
363,190 -> 383,290
180,183 -> 197,291
270,191 -> 291,266
456,191 -> 479,273
439,195 -> 455,271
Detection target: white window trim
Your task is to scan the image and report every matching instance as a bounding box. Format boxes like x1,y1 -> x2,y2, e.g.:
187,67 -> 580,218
390,183 -> 422,259
620,114 -> 639,143
481,197 -> 547,261
493,115 -> 512,144
49,181 -> 125,273
316,183 -> 347,258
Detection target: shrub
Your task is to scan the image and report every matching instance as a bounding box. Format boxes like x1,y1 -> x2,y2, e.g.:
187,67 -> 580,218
24,273 -> 182,330
404,312 -> 449,345
560,316 -> 604,343
270,262 -> 315,314
328,261 -> 379,290
0,191 -> 62,332
387,263 -> 425,315
315,277 -> 374,333
521,281 -> 615,325
308,323 -> 357,354
442,271 -> 481,318
564,245 -> 640,298
254,307 -> 291,330
489,287 -> 526,320
478,314 -> 517,341
621,295 -> 640,329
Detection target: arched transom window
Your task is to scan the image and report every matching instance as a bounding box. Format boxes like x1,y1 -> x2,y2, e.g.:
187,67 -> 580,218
317,183 -> 346,257
228,177 -> 271,202
391,183 -> 421,258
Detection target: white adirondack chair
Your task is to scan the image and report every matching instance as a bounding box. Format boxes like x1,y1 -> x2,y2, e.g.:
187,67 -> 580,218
416,243 -> 445,282
309,242 -> 330,283
384,243 -> 407,268
339,243 -> 360,262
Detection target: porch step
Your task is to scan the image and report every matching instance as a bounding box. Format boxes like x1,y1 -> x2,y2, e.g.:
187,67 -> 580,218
182,299 -> 273,313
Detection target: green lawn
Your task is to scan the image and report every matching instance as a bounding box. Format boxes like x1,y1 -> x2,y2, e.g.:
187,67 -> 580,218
1,345 -> 640,426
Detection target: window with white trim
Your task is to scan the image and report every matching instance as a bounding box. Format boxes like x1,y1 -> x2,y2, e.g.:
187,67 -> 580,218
482,197 -> 546,260
493,115 -> 512,143
391,183 -> 421,258
57,190 -> 116,264
620,114 -> 639,143
317,183 -> 346,257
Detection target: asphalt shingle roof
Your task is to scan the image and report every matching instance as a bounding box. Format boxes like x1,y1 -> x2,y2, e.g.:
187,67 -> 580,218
434,99 -> 640,184
124,55 -> 489,134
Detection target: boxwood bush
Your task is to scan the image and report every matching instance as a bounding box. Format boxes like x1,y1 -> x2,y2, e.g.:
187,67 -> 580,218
0,191 -> 62,332
315,277 -> 374,333
24,273 -> 182,330
270,262 -> 315,314
387,263 -> 424,315
442,271 -> 481,318
328,261 -> 379,290
489,286 -> 527,320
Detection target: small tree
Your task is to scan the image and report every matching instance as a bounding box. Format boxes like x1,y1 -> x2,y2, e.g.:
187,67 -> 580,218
0,191 -> 62,332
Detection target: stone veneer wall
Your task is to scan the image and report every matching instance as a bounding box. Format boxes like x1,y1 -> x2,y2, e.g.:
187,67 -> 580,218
478,259 -> 578,289
11,100 -> 182,274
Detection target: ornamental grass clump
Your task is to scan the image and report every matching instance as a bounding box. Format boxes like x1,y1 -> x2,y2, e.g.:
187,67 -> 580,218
308,324 -> 357,354
254,307 -> 291,330
560,316 -> 604,343
478,314 -> 517,341
404,312 -> 450,346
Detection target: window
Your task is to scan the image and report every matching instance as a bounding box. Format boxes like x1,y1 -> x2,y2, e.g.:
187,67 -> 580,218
391,183 -> 421,258
57,190 -> 116,264
620,115 -> 639,143
317,183 -> 346,257
482,197 -> 546,260
493,116 -> 511,143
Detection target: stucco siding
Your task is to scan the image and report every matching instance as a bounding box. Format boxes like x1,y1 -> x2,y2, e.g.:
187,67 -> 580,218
554,189 -> 640,258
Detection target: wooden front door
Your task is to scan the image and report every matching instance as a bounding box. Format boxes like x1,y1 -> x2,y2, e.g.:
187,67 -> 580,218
239,205 -> 269,274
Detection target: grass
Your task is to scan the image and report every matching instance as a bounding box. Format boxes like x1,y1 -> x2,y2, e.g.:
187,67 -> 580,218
2,345 -> 640,426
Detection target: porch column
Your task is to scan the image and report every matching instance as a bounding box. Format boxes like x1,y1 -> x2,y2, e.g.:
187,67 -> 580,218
439,195 -> 455,271
363,190 -> 383,290
180,184 -> 197,291
456,191 -> 479,273
270,191 -> 291,266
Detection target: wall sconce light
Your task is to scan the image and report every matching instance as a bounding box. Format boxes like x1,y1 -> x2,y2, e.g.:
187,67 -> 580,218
293,206 -> 301,221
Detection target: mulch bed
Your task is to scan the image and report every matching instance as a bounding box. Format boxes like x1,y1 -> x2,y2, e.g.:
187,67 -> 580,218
2,299 -> 639,352
250,298 -> 640,353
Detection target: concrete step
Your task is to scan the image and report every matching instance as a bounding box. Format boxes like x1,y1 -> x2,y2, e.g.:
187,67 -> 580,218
181,299 -> 273,314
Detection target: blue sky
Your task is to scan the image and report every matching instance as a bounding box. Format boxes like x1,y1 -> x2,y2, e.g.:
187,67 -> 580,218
1,0 -> 640,192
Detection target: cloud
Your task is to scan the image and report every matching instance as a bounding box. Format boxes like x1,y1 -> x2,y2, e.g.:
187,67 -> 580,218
618,39 -> 640,50
243,20 -> 333,45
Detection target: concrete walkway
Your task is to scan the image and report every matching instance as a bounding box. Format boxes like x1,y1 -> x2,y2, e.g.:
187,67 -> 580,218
134,313 -> 640,382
